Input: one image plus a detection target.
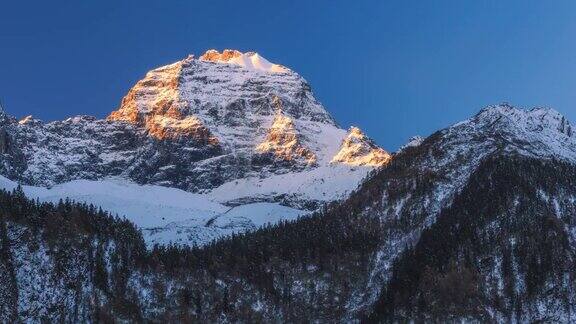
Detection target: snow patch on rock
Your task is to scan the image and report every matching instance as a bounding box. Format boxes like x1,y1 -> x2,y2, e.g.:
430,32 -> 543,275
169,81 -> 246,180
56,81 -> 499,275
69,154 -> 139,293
200,49 -> 288,73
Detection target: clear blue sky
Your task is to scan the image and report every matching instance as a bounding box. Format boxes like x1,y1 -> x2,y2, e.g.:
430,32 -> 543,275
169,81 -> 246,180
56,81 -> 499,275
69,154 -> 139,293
1,0 -> 576,150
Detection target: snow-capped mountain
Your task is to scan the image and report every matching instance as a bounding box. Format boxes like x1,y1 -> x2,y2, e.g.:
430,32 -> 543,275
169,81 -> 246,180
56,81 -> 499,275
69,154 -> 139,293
0,49 -> 389,246
4,103 -> 576,323
347,104 -> 576,320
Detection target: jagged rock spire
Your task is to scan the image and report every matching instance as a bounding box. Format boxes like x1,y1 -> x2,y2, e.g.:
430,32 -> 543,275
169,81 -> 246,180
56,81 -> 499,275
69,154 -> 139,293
331,127 -> 391,166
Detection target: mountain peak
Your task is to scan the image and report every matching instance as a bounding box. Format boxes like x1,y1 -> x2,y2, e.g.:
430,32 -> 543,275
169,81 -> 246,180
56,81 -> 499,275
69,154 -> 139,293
475,103 -> 562,121
200,49 -> 243,61
199,49 -> 288,73
472,103 -> 572,137
109,49 -> 336,141
331,126 -> 391,166
443,104 -> 576,163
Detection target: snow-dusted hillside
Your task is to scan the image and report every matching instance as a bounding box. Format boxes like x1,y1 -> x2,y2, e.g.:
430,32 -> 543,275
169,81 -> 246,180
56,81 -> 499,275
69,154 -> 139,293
208,164 -> 373,207
0,175 -> 305,247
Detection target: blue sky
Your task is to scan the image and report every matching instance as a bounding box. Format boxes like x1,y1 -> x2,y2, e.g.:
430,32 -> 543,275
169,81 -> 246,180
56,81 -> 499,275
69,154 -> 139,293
1,0 -> 575,150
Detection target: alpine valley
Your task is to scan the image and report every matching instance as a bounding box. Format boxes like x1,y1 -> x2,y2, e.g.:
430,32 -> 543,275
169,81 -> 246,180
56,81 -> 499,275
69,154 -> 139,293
1,50 -> 576,323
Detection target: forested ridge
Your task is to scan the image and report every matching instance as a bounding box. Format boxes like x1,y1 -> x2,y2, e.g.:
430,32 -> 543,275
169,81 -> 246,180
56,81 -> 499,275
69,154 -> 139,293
0,170 -> 385,322
371,155 -> 576,322
2,153 -> 576,322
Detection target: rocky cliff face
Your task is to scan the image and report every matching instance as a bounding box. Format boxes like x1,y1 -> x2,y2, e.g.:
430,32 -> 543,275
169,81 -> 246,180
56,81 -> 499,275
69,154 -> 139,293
331,126 -> 391,166
0,50 -> 389,208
